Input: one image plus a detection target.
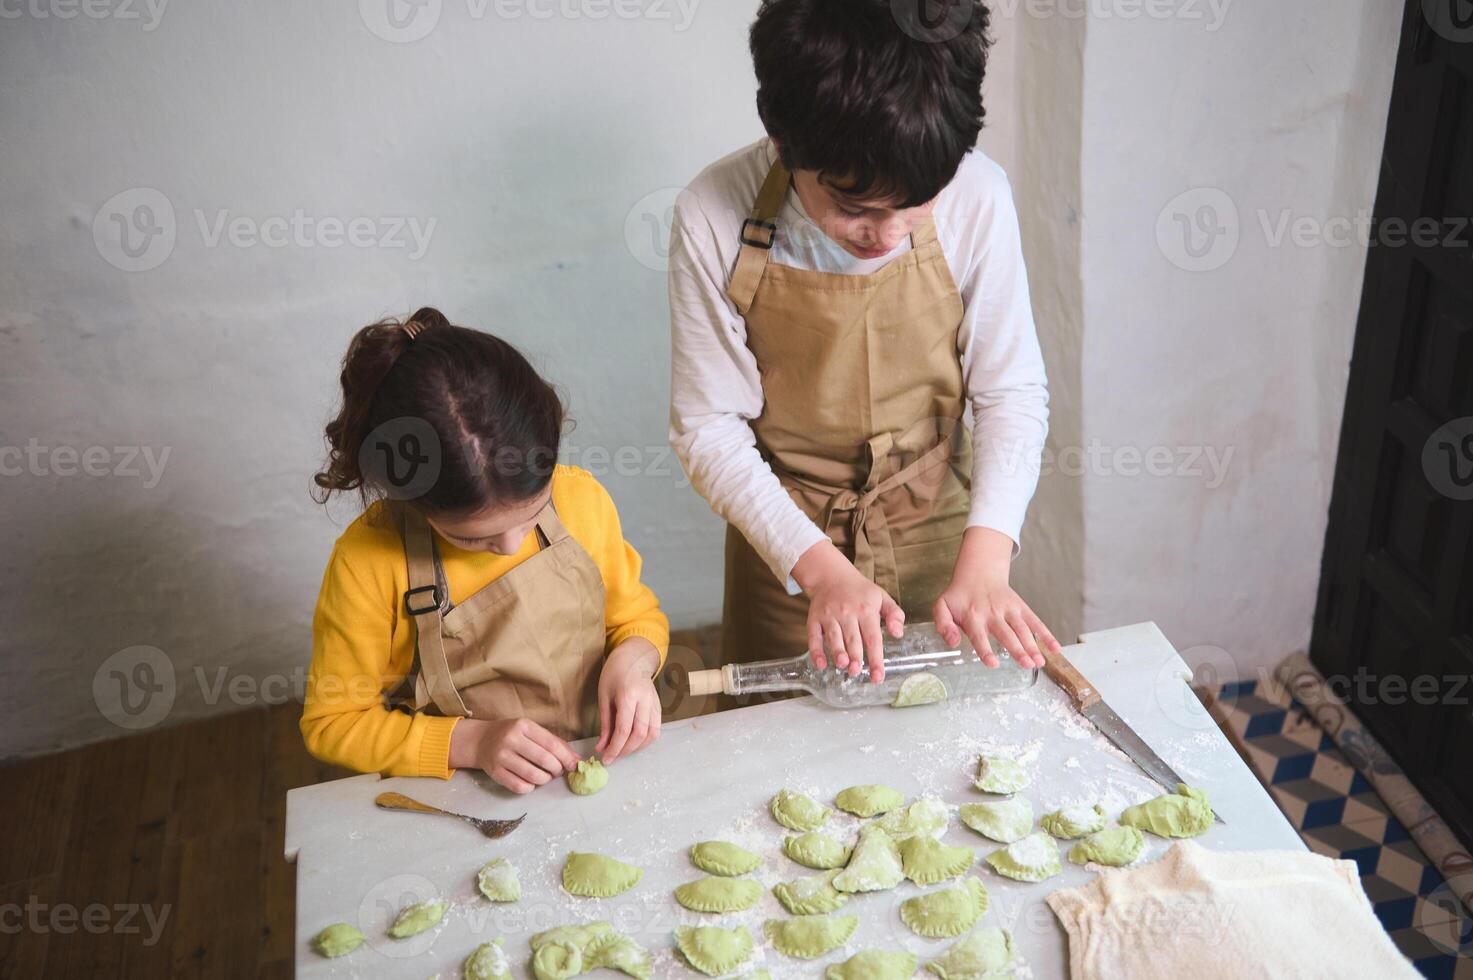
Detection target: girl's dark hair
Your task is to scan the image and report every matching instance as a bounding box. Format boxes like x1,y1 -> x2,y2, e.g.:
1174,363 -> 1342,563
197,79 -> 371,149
314,307 -> 564,516
750,0 -> 991,208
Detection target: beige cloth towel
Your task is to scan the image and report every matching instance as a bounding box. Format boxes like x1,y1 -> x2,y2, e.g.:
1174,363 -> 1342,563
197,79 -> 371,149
1047,841 -> 1418,979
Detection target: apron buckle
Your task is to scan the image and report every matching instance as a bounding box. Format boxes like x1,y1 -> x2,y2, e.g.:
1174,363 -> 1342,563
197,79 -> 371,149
404,584 -> 443,617
740,217 -> 777,250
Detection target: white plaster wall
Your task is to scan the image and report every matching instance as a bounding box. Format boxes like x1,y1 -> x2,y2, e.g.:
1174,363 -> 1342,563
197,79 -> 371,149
1077,0 -> 1402,678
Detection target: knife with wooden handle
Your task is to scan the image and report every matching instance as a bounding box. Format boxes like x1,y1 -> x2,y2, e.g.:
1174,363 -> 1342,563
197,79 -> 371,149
1041,646 -> 1225,823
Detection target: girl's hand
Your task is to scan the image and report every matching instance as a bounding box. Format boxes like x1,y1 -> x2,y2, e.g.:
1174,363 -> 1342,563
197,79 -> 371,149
596,639 -> 662,763
792,540 -> 904,684
449,716 -> 580,795
934,527 -> 1060,670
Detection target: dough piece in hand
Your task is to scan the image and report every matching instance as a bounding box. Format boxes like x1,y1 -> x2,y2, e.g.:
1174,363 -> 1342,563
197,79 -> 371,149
875,797 -> 949,841
783,832 -> 852,870
826,949 -> 920,979
835,784 -> 906,817
924,927 -> 1014,979
833,825 -> 905,893
892,672 -> 948,707
973,756 -> 1028,794
529,923 -> 615,980
587,933 -> 654,980
674,925 -> 754,977
464,939 -> 512,980
1119,784 -> 1213,838
772,871 -> 850,915
477,857 -> 520,902
763,914 -> 859,959
690,840 -> 762,876
985,832 -> 1061,883
675,877 -> 764,913
311,922 -> 364,958
900,835 -> 976,885
958,797 -> 1034,844
770,788 -> 831,832
899,878 -> 989,939
1068,826 -> 1145,867
1039,803 -> 1107,839
567,757 -> 608,795
386,899 -> 446,938
563,852 -> 644,897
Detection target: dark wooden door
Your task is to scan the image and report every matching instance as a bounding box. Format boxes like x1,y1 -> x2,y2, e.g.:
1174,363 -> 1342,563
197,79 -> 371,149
1311,0 -> 1473,849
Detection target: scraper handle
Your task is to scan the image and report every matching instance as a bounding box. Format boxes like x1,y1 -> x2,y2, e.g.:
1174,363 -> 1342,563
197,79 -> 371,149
1040,647 -> 1102,713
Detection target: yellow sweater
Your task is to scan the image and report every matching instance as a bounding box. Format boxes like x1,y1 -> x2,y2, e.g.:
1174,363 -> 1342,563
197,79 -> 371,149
301,465 -> 668,778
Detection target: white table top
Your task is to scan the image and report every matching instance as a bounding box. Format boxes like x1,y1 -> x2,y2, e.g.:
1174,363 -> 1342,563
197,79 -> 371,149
285,621 -> 1305,978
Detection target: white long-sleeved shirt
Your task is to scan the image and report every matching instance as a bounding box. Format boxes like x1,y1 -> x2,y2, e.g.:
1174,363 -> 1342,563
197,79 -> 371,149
669,138 -> 1049,587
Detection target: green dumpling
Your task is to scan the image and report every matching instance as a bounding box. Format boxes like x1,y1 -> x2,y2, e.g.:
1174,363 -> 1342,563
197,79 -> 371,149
674,876 -> 764,913
310,922 -> 364,958
835,784 -> 906,817
690,840 -> 762,876
476,857 -> 520,902
567,757 -> 609,795
1119,784 -> 1213,838
924,927 -> 1014,979
827,949 -> 920,979
530,923 -> 617,980
464,939 -> 512,980
900,834 -> 976,885
586,933 -> 653,980
763,914 -> 859,959
899,878 -> 989,939
674,925 -> 754,977
562,852 -> 644,897
973,756 -> 1029,794
832,825 -> 904,893
892,671 -> 948,707
874,797 -> 949,841
985,832 -> 1061,883
1039,803 -> 1107,839
770,788 -> 831,831
772,871 -> 850,915
783,831 -> 852,870
1068,825 -> 1146,867
386,899 -> 446,939
958,797 -> 1034,844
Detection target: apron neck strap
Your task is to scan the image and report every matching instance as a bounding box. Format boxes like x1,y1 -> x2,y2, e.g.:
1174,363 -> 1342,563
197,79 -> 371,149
726,154 -> 791,315
534,499 -> 570,547
910,214 -> 939,249
399,505 -> 471,717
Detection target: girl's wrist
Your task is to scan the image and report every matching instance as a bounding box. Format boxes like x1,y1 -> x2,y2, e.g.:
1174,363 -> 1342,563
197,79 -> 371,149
447,717 -> 487,770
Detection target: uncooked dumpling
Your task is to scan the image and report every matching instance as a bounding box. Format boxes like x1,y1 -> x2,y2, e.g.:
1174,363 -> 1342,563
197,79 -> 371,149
1068,825 -> 1146,867
530,923 -> 618,980
875,797 -> 948,840
562,852 -> 644,897
1119,784 -> 1213,838
311,922 -> 363,958
892,672 -> 948,707
690,840 -> 762,876
1039,804 -> 1107,839
900,835 -> 976,885
832,824 -> 904,893
674,877 -> 764,913
827,949 -> 920,979
386,899 -> 446,938
464,939 -> 512,980
835,784 -> 905,817
985,832 -> 1061,882
567,757 -> 608,795
763,914 -> 858,959
924,927 -> 1014,979
477,857 -> 520,902
958,797 -> 1034,844
783,832 -> 852,870
674,925 -> 754,977
587,933 -> 653,980
899,878 -> 989,939
770,788 -> 831,831
772,871 -> 850,915
973,756 -> 1028,794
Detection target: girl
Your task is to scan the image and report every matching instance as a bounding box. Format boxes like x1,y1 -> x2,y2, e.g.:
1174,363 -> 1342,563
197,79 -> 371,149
669,0 -> 1062,688
302,307 -> 667,793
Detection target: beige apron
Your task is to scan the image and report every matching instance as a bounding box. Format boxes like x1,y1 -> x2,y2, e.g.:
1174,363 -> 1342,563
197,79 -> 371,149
390,501 -> 606,741
720,157 -> 972,679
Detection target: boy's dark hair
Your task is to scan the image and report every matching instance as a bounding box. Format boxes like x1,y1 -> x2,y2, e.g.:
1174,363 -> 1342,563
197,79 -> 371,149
314,307 -> 565,516
750,0 -> 991,208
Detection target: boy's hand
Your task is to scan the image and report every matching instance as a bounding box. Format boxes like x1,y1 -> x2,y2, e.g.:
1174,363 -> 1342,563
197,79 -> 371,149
793,540 -> 904,684
449,716 -> 580,795
596,638 -> 662,763
933,527 -> 1059,670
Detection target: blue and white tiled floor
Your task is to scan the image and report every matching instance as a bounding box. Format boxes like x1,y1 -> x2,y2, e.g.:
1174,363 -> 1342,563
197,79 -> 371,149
1207,678 -> 1473,978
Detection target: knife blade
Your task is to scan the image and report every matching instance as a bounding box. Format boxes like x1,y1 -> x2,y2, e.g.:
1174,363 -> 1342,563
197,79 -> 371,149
1041,646 -> 1225,824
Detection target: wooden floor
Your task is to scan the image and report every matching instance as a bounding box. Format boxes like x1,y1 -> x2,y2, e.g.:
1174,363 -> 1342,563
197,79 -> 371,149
0,628 -> 717,979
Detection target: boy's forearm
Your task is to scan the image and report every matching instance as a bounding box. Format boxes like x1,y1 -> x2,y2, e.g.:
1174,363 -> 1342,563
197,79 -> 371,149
954,526 -> 1016,581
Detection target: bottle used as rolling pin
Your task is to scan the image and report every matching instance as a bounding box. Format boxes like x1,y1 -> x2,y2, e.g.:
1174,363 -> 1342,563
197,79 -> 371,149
685,622 -> 1038,708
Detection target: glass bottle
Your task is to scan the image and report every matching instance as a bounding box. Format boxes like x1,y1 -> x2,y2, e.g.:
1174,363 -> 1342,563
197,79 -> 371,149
686,622 -> 1037,708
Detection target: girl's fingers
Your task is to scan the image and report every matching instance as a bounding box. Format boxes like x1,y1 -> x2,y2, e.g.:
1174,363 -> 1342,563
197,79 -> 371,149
529,723 -> 582,771
492,768 -> 535,795
518,740 -> 567,780
595,696 -> 612,755
503,754 -> 553,787
1007,609 -> 1044,669
604,698 -> 636,762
